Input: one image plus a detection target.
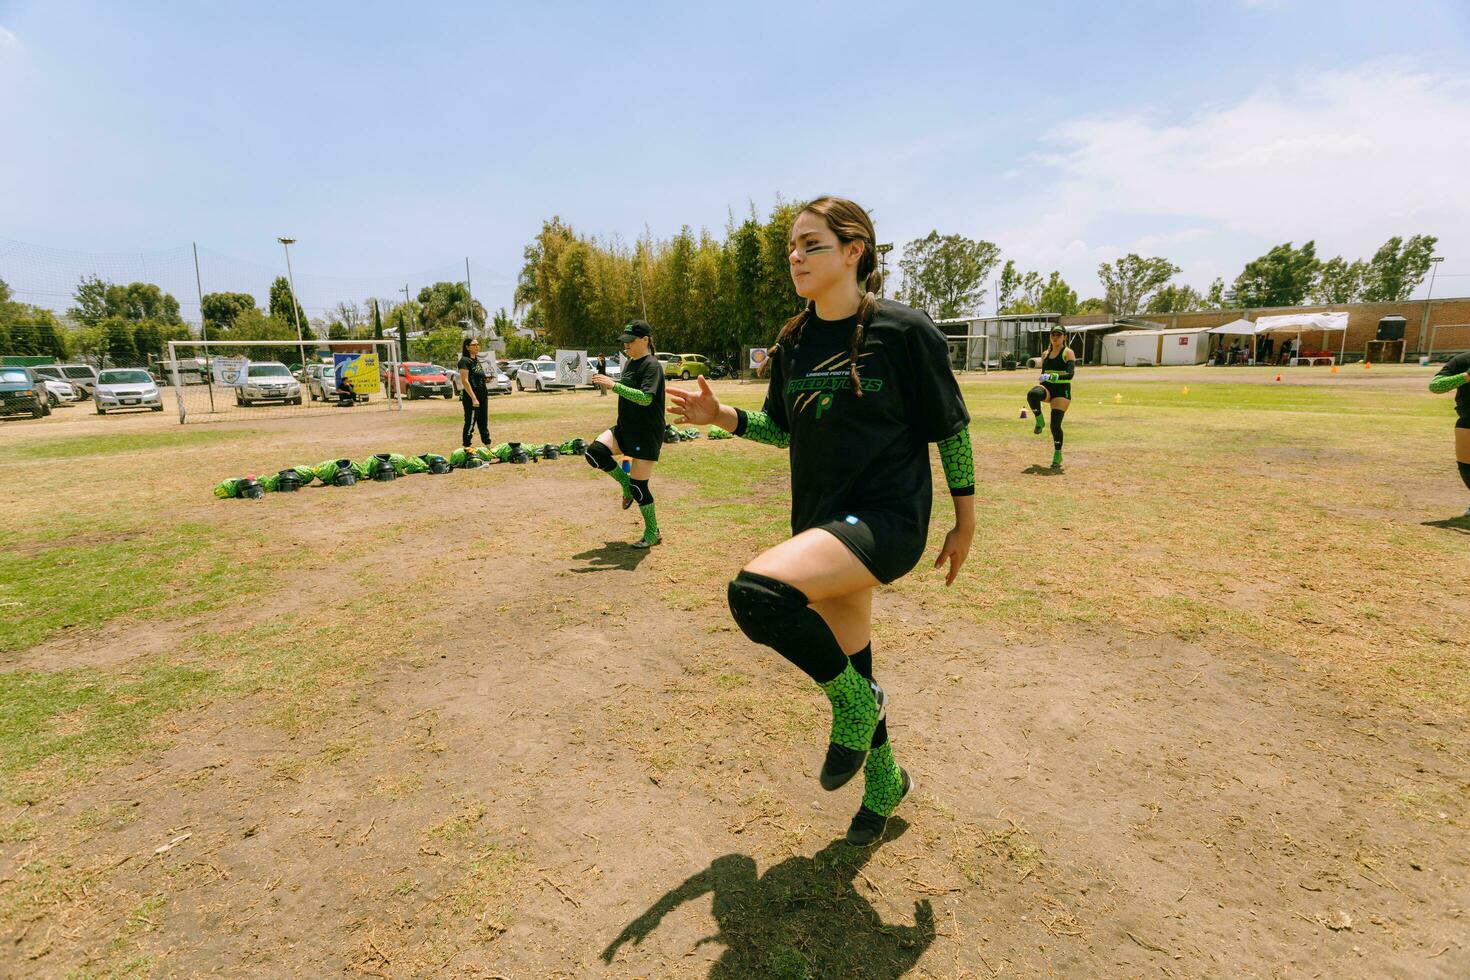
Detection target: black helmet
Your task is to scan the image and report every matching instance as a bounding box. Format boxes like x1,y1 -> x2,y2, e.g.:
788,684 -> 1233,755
461,454 -> 484,469
568,437 -> 587,455
239,477 -> 264,499
371,453 -> 396,481
276,468 -> 302,492
334,468 -> 357,486
541,443 -> 559,460
509,442 -> 529,464
423,454 -> 450,475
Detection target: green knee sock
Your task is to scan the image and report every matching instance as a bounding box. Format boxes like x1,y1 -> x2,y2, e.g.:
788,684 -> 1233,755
818,663 -> 878,751
608,466 -> 632,499
862,742 -> 905,816
639,502 -> 659,541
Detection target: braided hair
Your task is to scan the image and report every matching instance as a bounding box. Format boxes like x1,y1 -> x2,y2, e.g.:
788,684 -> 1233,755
763,196 -> 883,397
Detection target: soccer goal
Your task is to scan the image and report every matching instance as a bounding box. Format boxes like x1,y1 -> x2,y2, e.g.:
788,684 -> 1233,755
165,338 -> 403,424
946,333 -> 990,374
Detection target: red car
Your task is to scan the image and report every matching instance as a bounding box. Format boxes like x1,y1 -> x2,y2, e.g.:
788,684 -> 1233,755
386,362 -> 456,400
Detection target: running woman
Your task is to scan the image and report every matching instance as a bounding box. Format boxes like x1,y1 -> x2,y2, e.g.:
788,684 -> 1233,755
1429,350 -> 1470,516
1025,326 -> 1075,468
588,320 -> 666,548
669,196 -> 975,846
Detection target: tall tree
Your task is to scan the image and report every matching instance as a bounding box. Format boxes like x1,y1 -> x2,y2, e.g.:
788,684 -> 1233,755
1206,278 -> 1227,308
1231,241 -> 1319,307
268,276 -> 308,334
416,282 -> 485,335
1036,272 -> 1078,315
1146,283 -> 1205,313
132,321 -> 163,361
104,282 -> 182,323
70,274 -> 111,327
1360,234 -> 1438,302
1312,257 -> 1365,304
100,316 -> 137,365
1097,254 -> 1181,315
896,231 -> 1001,319
491,307 -> 514,340
201,291 -> 257,334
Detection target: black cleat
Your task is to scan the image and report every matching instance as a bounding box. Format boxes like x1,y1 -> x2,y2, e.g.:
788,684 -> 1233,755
845,768 -> 914,847
820,743 -> 867,791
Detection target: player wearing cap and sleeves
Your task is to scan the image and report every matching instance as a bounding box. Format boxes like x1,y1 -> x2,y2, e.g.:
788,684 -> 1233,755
588,319 -> 666,548
1025,326 -> 1076,469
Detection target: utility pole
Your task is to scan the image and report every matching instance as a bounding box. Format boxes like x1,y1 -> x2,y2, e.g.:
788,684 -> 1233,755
277,237 -> 309,375
1420,255 -> 1444,355
876,243 -> 893,299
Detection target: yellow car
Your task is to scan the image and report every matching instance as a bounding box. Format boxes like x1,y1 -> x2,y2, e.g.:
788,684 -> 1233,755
662,353 -> 711,380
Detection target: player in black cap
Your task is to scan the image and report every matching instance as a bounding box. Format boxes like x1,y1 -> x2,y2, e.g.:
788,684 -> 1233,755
1025,325 -> 1075,468
587,319 -> 666,548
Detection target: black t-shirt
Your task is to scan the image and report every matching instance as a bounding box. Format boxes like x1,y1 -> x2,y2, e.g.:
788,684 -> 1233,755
1436,351 -> 1470,424
617,354 -> 666,438
458,355 -> 487,400
762,298 -> 970,536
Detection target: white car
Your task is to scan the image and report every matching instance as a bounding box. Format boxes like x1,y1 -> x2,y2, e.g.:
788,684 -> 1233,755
514,358 -> 576,392
52,363 -> 101,396
235,362 -> 303,406
93,368 -> 164,414
28,366 -> 81,406
306,363 -> 368,402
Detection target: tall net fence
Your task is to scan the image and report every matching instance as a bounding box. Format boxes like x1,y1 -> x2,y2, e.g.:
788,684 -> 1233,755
166,339 -> 403,424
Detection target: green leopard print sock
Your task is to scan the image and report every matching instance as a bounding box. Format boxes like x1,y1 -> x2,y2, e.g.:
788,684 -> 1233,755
608,465 -> 632,500
638,502 -> 660,542
862,742 -> 905,816
818,663 -> 878,751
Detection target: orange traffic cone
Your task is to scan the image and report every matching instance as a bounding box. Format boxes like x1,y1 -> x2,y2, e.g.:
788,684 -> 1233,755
1330,365 -> 1338,374
1275,374 -> 1282,382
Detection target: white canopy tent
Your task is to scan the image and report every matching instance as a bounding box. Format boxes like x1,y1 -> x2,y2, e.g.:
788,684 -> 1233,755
1207,313 -> 1349,364
1207,318 -> 1259,364
1253,312 -> 1349,364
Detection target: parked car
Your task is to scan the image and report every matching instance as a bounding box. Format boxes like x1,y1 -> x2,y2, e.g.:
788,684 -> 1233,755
29,366 -> 81,406
654,352 -> 679,373
150,359 -> 207,385
93,368 -> 164,414
53,363 -> 100,396
440,361 -> 511,396
662,353 -> 711,380
234,362 -> 303,406
514,358 -> 576,392
0,366 -> 51,419
392,362 -> 456,400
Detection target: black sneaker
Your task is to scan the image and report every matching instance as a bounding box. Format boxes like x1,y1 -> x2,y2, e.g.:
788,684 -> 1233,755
845,768 -> 913,847
819,680 -> 884,791
622,494 -> 635,510
630,535 -> 661,550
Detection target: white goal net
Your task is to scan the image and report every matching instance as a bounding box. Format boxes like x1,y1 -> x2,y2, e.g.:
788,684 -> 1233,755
165,338 -> 403,424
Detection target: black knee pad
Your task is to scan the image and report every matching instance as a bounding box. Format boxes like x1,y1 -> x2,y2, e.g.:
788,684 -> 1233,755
1028,385 -> 1046,408
727,570 -> 809,648
630,478 -> 652,505
584,440 -> 615,471
1459,460 -> 1470,492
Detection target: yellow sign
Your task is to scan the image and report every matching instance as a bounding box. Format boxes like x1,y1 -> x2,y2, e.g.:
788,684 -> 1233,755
334,352 -> 382,394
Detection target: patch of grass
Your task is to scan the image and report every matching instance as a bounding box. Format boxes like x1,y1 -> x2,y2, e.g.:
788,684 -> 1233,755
0,521 -> 274,654
447,843 -> 521,938
7,428 -> 251,462
0,662 -> 216,802
427,803 -> 488,844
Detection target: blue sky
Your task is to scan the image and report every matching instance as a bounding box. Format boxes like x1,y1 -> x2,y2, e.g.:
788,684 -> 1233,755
2,0 -> 1469,321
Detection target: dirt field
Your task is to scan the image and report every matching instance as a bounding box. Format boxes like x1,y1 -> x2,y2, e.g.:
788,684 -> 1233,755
2,366 -> 1467,979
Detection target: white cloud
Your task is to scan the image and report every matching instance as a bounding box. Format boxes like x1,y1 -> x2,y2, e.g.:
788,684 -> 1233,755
993,64 -> 1470,298
0,25 -> 16,47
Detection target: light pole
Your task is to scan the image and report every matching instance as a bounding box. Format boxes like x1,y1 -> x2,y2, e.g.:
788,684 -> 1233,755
1421,255 -> 1445,357
876,243 -> 893,299
277,237 -> 309,376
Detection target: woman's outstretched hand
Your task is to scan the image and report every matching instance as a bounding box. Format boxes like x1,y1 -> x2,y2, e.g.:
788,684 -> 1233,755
668,376 -> 721,426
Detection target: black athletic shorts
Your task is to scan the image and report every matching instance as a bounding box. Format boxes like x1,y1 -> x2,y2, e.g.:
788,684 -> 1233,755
1042,382 -> 1071,401
814,510 -> 927,585
612,424 -> 662,462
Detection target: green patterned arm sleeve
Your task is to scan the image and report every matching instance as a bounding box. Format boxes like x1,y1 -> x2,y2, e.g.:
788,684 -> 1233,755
936,429 -> 975,496
1428,372 -> 1467,395
611,381 -> 653,406
733,408 -> 791,449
